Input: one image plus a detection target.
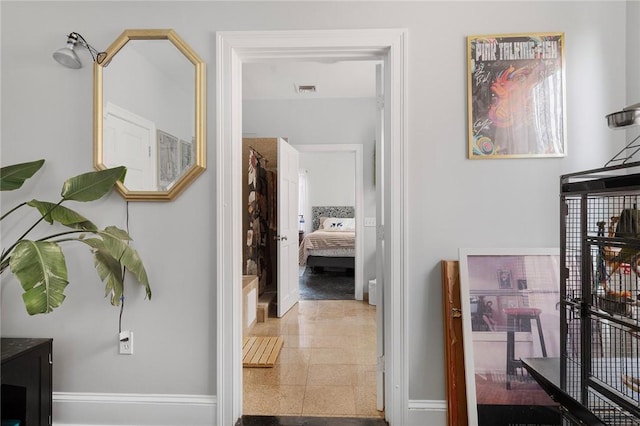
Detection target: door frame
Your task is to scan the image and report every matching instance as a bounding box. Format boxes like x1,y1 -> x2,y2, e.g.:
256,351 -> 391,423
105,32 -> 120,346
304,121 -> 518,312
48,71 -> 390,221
215,29 -> 408,426
295,143 -> 364,301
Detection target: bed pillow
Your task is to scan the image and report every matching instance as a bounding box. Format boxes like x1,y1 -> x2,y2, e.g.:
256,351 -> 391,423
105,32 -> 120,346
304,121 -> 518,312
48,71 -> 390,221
318,217 -> 329,230
322,217 -> 355,231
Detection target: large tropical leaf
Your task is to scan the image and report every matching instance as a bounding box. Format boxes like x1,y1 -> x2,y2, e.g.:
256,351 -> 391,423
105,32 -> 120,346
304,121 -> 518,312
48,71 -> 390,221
0,159 -> 45,191
99,227 -> 151,299
61,166 -> 126,202
27,200 -> 97,230
92,228 -> 129,259
9,240 -> 68,315
119,245 -> 151,299
93,248 -> 124,306
83,234 -> 150,301
101,226 -> 132,242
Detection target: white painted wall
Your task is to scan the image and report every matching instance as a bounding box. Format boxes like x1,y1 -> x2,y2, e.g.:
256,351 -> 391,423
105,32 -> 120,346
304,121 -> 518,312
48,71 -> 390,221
301,152 -> 356,209
0,1 -> 632,424
299,151 -> 356,230
627,1 -> 640,105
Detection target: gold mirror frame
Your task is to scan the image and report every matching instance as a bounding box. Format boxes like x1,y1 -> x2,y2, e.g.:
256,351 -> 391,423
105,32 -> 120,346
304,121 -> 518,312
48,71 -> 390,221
94,29 -> 206,201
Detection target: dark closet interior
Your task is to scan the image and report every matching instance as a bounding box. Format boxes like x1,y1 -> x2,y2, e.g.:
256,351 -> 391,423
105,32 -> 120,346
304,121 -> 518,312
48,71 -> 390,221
243,138 -> 279,296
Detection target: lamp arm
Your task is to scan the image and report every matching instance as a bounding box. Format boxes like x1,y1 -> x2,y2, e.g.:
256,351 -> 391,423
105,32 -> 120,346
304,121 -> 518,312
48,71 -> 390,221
71,32 -> 106,64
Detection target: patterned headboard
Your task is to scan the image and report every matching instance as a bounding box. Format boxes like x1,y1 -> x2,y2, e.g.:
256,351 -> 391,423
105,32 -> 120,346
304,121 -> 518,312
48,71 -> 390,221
312,206 -> 355,231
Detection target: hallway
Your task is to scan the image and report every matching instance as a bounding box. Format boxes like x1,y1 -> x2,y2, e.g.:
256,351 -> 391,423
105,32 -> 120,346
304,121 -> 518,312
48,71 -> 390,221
243,300 -> 381,418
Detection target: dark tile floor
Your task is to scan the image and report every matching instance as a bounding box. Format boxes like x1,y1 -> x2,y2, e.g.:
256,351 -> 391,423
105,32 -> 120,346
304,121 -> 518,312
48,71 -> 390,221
299,268 -> 355,300
237,415 -> 389,426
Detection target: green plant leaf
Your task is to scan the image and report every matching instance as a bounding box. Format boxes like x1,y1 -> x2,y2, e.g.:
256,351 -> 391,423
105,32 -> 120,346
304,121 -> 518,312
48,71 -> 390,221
99,227 -> 151,299
120,245 -> 152,300
93,248 -> 124,306
0,159 -> 45,191
0,161 -> 151,317
96,229 -> 128,259
83,233 -> 151,301
61,166 -> 126,202
27,200 -> 97,230
102,225 -> 132,241
9,240 -> 68,315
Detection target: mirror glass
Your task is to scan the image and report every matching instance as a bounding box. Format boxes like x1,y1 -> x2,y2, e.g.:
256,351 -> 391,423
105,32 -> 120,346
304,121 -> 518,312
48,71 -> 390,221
94,29 -> 206,201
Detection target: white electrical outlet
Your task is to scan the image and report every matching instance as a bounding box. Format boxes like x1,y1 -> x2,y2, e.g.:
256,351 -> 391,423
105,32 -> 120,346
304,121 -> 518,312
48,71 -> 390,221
364,217 -> 376,227
119,330 -> 134,355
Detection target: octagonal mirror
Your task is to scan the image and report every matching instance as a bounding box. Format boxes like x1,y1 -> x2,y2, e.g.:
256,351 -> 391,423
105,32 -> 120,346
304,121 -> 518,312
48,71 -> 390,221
94,29 -> 206,201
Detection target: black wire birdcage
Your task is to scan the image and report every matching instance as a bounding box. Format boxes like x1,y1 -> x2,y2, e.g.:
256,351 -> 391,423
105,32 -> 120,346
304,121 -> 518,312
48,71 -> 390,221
560,161 -> 640,425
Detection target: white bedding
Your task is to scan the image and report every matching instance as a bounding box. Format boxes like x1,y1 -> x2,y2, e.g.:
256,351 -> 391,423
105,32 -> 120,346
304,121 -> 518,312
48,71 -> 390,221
307,248 -> 356,258
298,229 -> 355,266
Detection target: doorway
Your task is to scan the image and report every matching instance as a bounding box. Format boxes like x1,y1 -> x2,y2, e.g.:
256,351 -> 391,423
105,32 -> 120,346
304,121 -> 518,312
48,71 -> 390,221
216,29 -> 408,426
241,142 -> 373,417
296,144 -> 365,302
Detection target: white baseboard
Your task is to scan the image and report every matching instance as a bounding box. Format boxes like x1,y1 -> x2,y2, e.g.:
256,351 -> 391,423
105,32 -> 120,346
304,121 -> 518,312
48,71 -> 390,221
53,392 -> 216,426
52,393 -> 442,426
407,399 -> 447,426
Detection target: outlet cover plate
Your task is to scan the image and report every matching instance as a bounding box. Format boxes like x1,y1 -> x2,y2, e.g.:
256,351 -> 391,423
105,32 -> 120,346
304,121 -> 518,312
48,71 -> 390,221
119,330 -> 133,355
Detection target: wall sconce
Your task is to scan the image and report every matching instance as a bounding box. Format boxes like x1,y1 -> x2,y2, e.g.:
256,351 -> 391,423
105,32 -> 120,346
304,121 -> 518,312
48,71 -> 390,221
53,32 -> 107,69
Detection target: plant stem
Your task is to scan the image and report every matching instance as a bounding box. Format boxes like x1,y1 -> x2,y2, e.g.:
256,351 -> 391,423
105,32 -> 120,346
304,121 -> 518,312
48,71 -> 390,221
37,230 -> 91,242
0,244 -> 15,264
0,202 -> 28,221
15,199 -> 65,243
0,257 -> 9,274
0,199 -> 66,264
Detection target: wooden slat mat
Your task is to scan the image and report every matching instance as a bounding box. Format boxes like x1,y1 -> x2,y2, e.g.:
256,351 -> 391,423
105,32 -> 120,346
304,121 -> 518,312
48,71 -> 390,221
242,336 -> 283,368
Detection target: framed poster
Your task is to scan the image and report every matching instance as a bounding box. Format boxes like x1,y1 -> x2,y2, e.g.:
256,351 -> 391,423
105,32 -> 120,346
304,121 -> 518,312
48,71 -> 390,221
459,248 -> 562,426
467,33 -> 566,159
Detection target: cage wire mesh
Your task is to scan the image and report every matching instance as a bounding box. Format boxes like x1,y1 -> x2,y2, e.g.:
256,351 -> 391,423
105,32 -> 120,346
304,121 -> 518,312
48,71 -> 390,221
561,168 -> 640,425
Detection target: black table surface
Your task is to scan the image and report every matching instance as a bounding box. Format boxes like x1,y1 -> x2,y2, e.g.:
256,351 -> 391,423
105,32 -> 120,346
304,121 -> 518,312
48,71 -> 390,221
1,338 -> 52,364
521,357 -> 607,426
521,357 -> 561,388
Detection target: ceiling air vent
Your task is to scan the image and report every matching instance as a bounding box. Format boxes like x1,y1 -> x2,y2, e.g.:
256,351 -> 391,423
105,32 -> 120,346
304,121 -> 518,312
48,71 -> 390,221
295,84 -> 317,94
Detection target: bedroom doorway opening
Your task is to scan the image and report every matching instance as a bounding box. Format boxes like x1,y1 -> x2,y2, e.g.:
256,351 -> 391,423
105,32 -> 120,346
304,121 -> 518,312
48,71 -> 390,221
296,144 -> 365,302
240,60 -> 378,417
216,29 -> 408,426
297,150 -> 358,301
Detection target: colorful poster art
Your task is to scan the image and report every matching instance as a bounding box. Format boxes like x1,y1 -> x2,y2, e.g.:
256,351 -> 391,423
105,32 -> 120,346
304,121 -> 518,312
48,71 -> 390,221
467,33 -> 566,159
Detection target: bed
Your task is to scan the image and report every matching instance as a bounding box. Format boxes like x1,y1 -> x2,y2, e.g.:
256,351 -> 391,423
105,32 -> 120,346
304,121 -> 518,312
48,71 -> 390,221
298,206 -> 355,271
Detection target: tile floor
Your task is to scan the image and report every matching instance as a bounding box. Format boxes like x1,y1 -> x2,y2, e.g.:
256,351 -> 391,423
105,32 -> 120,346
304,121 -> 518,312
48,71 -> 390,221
243,299 -> 383,419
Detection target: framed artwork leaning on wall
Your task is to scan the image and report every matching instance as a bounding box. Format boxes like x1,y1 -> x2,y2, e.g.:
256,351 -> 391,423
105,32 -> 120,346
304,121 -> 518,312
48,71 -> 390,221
459,248 -> 562,426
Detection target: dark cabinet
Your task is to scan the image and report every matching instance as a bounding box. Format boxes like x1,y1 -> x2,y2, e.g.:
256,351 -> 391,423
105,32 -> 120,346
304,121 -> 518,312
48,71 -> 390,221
1,338 -> 53,426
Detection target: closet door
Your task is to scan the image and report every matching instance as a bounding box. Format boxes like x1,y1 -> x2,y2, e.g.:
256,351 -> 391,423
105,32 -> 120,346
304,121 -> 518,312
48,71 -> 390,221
276,138 -> 300,317
103,103 -> 157,191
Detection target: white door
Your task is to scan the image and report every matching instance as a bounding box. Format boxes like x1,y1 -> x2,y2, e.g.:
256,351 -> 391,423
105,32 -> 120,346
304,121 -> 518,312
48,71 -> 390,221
375,63 -> 385,412
103,103 -> 157,191
277,138 -> 300,317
